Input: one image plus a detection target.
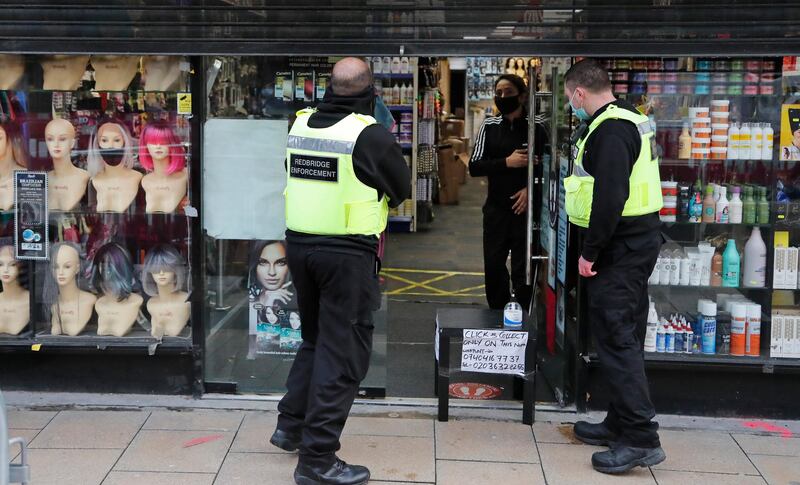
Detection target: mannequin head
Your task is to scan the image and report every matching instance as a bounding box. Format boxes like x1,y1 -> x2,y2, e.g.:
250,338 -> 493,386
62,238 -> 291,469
91,55 -> 140,91
0,54 -> 25,90
248,240 -> 289,294
138,121 -> 185,174
0,120 -> 28,168
0,245 -> 25,291
142,244 -> 186,296
87,120 -> 135,176
44,118 -> 76,161
40,55 -> 90,91
91,242 -> 136,302
42,242 -> 85,321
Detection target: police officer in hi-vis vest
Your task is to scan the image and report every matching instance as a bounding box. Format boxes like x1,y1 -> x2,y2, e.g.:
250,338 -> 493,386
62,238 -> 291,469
562,59 -> 667,474
271,57 -> 410,485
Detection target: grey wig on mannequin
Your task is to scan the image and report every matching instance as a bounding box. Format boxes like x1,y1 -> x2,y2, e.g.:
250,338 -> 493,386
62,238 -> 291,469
142,244 -> 186,296
42,241 -> 86,324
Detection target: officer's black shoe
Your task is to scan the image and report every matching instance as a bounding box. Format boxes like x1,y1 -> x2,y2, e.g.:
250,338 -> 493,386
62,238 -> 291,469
269,429 -> 301,452
294,458 -> 370,485
573,421 -> 619,446
591,445 -> 666,474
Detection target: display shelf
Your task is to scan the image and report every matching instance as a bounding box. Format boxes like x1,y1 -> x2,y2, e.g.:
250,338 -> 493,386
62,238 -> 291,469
388,215 -> 413,222
660,158 -> 777,164
661,221 -> 772,228
649,284 -> 771,291
399,143 -> 413,149
375,73 -> 413,79
589,351 -> 800,372
388,105 -> 414,111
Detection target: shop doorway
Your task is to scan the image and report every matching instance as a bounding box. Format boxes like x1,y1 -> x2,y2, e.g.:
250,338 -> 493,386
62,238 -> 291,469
382,56 -> 576,407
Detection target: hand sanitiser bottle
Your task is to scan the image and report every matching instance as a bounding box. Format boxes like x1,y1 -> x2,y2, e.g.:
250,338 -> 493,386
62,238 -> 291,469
503,293 -> 524,329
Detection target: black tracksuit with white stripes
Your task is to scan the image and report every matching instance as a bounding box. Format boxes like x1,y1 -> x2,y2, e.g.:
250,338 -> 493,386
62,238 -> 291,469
469,114 -> 545,310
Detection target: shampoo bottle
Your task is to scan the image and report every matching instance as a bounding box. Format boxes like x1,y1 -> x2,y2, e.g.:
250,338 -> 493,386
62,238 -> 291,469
742,185 -> 756,224
762,123 -> 774,160
711,251 -> 723,286
730,302 -> 747,356
751,122 -> 763,160
729,186 -> 743,223
722,239 -> 741,287
728,123 -> 740,160
644,301 -> 659,352
715,186 -> 729,223
743,226 -> 767,288
656,319 -> 666,353
678,123 -> 692,159
701,300 -> 717,354
746,303 -> 762,357
756,186 -> 770,224
702,185 -> 716,223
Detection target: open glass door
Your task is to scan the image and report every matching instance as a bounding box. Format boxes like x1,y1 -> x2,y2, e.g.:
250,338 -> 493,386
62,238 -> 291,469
527,58 -> 577,406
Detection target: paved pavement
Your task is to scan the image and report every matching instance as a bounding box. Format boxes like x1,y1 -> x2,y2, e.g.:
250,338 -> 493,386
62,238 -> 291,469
5,394 -> 800,485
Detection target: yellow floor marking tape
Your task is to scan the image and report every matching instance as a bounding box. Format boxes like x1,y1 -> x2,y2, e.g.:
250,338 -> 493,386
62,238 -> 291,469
381,268 -> 486,297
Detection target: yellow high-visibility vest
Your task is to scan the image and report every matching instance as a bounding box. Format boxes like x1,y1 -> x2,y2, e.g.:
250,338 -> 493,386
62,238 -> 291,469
285,108 -> 388,237
564,104 -> 663,228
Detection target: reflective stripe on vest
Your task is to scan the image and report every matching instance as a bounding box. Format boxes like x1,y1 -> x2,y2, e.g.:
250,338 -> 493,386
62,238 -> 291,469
285,109 -> 389,237
563,104 -> 663,228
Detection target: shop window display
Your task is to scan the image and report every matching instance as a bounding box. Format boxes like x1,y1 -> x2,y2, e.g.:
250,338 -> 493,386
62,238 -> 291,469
585,56 -> 800,365
0,54 -> 194,348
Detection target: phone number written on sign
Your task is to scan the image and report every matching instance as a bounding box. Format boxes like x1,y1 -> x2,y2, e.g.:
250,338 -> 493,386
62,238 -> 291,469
460,329 -> 528,376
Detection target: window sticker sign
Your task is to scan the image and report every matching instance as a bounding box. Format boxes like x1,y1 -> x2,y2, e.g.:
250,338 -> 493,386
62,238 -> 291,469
460,329 -> 528,376
14,171 -> 49,260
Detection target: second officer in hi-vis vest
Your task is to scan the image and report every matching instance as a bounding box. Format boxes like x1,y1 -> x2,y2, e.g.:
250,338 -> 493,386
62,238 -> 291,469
562,59 -> 667,475
271,57 -> 410,485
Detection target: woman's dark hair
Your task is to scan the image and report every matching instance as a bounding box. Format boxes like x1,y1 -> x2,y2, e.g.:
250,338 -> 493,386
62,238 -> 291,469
494,74 -> 527,96
247,240 -> 286,295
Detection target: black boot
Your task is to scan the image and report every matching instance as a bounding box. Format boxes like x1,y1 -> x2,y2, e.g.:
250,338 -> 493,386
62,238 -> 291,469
573,421 -> 618,446
294,457 -> 370,485
592,445 -> 666,474
270,429 -> 301,452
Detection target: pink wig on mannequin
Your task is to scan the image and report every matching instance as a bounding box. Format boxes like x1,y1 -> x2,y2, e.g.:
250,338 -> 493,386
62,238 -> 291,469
138,121 -> 185,174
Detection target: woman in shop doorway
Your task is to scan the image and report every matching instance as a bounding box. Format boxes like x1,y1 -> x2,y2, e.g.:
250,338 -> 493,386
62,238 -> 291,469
469,74 -> 544,311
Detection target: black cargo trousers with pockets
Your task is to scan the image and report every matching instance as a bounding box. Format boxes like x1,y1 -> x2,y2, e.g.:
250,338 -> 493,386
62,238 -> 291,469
276,242 -> 380,466
585,230 -> 663,448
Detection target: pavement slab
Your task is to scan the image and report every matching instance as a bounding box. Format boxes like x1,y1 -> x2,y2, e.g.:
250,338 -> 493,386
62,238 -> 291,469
538,443 -> 657,484
26,448 -> 121,485
143,409 -> 244,432
5,409 -> 57,429
29,410 -> 148,449
435,419 -> 539,463
436,459 -> 546,485
652,470 -> 768,485
654,430 -> 760,475
749,454 -> 800,485
339,434 -> 435,482
114,429 -> 235,474
102,471 -> 216,485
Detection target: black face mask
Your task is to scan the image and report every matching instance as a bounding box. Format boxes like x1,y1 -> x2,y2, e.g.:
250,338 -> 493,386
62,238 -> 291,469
494,95 -> 521,116
99,148 -> 125,166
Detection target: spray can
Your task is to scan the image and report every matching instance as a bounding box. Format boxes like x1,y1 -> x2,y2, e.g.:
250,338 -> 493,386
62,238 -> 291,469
746,303 -> 762,357
673,317 -> 684,355
656,319 -> 667,353
665,323 -> 675,353
701,300 -> 717,354
730,302 -> 747,356
684,318 -> 694,353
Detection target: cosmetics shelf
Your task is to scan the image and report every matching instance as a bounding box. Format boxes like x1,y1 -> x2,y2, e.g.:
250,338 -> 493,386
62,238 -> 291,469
649,284 -> 771,292
661,221 -> 772,228
620,94 -> 778,99
388,105 -> 414,111
659,158 -> 777,164
374,73 -> 414,80
0,335 -> 192,353
643,352 -> 800,372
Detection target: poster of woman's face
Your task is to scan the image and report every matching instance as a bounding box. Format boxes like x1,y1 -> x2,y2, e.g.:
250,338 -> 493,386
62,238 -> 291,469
780,104 -> 800,161
247,239 -> 302,357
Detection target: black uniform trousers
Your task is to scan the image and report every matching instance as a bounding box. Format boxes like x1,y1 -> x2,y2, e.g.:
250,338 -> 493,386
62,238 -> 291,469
277,242 -> 379,465
585,230 -> 662,448
483,202 -> 532,310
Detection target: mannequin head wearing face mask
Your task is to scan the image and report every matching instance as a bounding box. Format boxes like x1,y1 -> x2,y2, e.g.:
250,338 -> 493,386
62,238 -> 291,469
87,120 -> 135,177
564,59 -> 616,123
493,74 -> 528,120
